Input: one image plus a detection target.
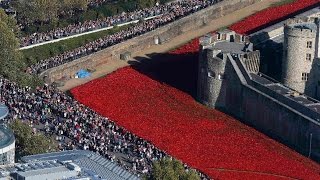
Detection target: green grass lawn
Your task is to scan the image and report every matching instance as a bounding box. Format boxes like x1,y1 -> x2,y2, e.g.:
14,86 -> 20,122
21,25 -> 128,67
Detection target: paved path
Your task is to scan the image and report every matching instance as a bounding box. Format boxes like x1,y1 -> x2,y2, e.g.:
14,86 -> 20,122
19,15 -> 161,50
59,0 -> 283,92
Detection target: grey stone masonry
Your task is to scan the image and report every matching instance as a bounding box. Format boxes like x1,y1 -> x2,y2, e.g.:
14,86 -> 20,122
197,29 -> 320,161
282,17 -> 320,98
197,30 -> 259,108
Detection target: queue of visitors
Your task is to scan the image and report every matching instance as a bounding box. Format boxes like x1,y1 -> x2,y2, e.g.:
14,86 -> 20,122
20,0 -> 222,47
0,77 -> 209,179
27,0 -> 223,74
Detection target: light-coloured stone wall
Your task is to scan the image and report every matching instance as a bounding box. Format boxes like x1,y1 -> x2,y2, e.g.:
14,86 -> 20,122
40,0 -> 260,83
282,24 -> 318,97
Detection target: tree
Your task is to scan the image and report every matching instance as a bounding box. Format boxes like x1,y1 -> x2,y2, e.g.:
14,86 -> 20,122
9,120 -> 57,160
136,0 -> 157,8
60,0 -> 88,13
148,158 -> 200,180
0,9 -> 19,35
0,9 -> 22,82
12,0 -> 59,24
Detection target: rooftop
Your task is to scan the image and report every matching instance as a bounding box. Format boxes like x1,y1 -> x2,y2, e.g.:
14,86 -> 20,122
0,125 -> 14,149
0,104 -> 8,120
250,73 -> 320,117
19,150 -> 140,180
213,41 -> 248,54
290,22 -> 317,30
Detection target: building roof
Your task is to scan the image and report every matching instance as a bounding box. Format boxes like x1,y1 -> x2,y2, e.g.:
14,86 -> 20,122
0,104 -> 8,120
21,150 -> 140,180
213,41 -> 248,54
250,73 -> 320,120
290,22 -> 317,30
0,125 -> 14,149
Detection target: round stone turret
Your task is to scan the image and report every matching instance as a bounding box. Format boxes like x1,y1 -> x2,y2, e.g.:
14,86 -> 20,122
282,20 -> 319,97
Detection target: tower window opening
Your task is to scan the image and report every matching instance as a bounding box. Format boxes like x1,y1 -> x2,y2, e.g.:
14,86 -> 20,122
241,35 -> 245,42
208,71 -> 215,78
306,53 -> 312,61
217,33 -> 221,40
218,73 -> 225,80
302,73 -> 309,81
307,41 -> 312,48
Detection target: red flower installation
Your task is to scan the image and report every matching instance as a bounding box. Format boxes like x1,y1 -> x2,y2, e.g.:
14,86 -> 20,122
229,0 -> 319,34
71,0 -> 320,179
71,66 -> 320,179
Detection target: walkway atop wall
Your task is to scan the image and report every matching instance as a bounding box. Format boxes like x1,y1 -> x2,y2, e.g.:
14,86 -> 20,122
19,15 -> 161,50
59,0 -> 282,91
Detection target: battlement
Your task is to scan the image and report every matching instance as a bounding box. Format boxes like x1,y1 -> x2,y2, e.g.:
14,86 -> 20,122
285,16 -> 318,26
284,24 -> 317,38
284,17 -> 319,37
200,29 -> 250,49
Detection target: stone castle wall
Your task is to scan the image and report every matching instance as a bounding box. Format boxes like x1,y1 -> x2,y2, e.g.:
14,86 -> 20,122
40,0 -> 261,83
212,53 -> 320,161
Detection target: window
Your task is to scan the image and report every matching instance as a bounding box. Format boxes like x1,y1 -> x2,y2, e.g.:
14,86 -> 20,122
241,35 -> 245,42
208,71 -> 215,78
218,73 -> 225,80
217,33 -> 221,40
307,41 -> 312,48
306,53 -> 312,61
302,73 -> 309,81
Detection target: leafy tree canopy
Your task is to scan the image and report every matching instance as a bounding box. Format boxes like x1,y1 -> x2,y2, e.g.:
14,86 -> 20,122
148,158 -> 200,180
12,0 -> 88,24
9,120 -> 57,159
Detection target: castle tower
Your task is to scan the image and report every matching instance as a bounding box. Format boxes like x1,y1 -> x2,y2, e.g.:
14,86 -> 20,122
197,30 -> 259,108
282,18 -> 319,97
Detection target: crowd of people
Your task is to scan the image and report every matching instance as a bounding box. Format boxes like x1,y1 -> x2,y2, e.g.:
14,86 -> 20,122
27,0 -> 223,74
0,76 -> 209,179
20,4 -> 165,47
20,0 -> 222,47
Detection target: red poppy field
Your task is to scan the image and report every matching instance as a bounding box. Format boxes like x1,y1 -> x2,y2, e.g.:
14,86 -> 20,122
71,0 -> 320,179
229,0 -> 320,34
71,64 -> 320,179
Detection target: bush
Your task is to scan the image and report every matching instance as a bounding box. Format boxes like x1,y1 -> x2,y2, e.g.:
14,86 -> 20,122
147,158 -> 200,180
